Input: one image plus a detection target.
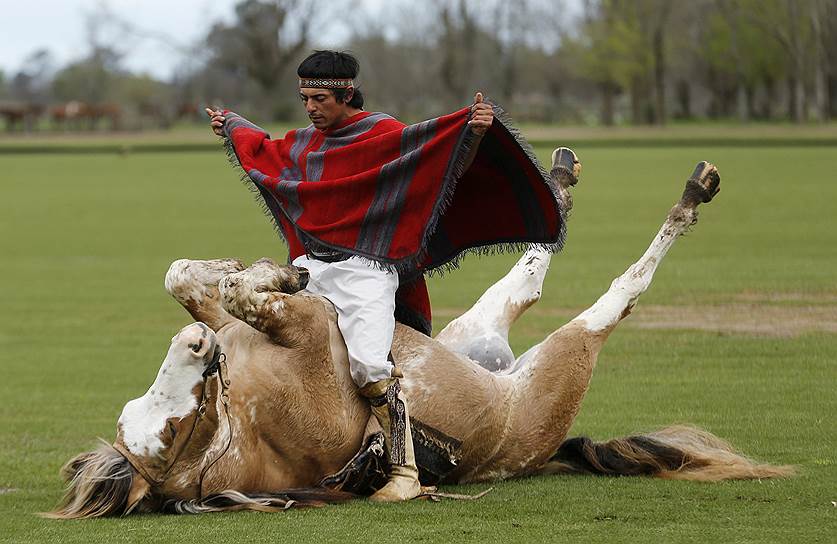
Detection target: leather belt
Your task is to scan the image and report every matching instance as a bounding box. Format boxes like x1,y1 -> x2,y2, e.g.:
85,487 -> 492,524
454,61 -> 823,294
306,248 -> 348,263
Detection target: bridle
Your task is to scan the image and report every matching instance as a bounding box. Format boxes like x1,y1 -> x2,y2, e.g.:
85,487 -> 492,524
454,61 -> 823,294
113,345 -> 234,500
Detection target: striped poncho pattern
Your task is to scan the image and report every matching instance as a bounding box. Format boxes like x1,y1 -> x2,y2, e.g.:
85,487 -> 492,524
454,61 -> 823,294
223,104 -> 565,334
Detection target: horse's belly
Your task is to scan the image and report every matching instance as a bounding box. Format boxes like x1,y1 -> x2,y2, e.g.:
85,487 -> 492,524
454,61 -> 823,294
393,326 -> 513,480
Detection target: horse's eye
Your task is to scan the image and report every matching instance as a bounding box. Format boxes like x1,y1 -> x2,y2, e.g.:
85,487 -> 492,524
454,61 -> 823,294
190,340 -> 203,353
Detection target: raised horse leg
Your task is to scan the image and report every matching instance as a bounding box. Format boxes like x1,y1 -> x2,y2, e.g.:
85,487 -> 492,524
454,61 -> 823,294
216,258 -> 323,347
464,162 -> 722,481
165,258 -> 245,331
435,148 -> 581,371
434,248 -> 551,371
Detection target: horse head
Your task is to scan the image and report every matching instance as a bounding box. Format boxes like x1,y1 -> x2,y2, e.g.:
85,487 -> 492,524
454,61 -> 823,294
46,322 -> 227,518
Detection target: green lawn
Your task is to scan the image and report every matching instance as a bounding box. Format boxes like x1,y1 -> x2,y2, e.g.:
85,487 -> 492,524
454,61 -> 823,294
2,120 -> 837,153
0,143 -> 835,542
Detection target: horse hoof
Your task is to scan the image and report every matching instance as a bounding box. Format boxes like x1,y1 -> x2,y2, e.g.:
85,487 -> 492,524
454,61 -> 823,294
681,161 -> 721,207
550,147 -> 581,188
165,258 -> 245,301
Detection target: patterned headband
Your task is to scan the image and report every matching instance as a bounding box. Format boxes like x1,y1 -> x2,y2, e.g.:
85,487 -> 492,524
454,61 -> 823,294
299,78 -> 354,89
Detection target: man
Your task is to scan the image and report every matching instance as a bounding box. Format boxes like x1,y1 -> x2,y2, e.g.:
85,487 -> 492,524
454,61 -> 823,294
207,50 -> 563,502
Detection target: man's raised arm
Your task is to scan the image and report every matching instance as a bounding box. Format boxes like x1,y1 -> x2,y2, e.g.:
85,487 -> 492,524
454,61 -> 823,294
461,92 -> 494,172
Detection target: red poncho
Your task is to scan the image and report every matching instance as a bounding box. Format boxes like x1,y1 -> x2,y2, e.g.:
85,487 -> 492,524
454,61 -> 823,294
223,105 -> 565,335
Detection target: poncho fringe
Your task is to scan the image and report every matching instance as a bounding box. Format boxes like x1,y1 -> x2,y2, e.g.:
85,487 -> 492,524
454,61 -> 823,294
222,101 -> 566,278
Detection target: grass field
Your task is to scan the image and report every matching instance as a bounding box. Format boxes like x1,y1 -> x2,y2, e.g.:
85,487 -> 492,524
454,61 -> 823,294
3,120 -> 837,153
1,138 -> 835,542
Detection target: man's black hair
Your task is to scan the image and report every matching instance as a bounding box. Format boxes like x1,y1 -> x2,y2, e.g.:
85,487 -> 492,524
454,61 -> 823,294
297,50 -> 364,109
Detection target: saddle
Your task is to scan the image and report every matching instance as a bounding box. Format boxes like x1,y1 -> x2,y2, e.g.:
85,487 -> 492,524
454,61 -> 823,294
320,420 -> 461,495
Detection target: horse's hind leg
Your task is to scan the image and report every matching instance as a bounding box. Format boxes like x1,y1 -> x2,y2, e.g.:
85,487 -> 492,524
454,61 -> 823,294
466,162 -> 721,481
434,247 -> 551,371
165,258 -> 245,331
574,161 -> 720,334
434,148 -> 581,372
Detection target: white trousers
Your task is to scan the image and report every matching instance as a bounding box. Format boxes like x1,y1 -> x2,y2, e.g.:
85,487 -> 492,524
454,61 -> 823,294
292,255 -> 398,388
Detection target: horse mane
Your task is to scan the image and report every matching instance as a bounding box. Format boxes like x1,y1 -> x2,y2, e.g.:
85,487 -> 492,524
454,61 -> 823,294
163,488 -> 355,514
44,437 -> 355,518
42,441 -> 136,519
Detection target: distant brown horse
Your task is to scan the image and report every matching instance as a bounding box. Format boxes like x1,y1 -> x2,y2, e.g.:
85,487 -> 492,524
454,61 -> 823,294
48,153 -> 791,518
0,102 -> 44,132
51,102 -> 122,131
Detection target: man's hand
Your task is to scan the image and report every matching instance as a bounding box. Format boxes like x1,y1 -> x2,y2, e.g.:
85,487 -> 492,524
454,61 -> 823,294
468,92 -> 494,136
205,107 -> 226,137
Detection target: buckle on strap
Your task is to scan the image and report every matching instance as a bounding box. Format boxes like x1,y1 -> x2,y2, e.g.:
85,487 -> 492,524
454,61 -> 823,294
202,347 -> 225,379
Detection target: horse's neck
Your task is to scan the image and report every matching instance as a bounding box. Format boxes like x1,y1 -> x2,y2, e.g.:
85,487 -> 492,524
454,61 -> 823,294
208,321 -> 368,489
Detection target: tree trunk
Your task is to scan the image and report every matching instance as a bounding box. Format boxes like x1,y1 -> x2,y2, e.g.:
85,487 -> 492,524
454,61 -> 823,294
794,76 -> 805,122
745,85 -> 756,120
630,76 -> 644,125
762,74 -> 776,119
787,0 -> 805,123
787,76 -> 802,122
810,0 -> 827,121
439,0 -> 476,103
827,75 -> 837,119
736,86 -> 750,122
600,82 -> 616,126
675,79 -> 691,119
500,48 -> 517,106
824,0 -> 837,119
652,24 -> 666,125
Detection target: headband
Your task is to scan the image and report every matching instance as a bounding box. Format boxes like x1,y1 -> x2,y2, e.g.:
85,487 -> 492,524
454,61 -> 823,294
298,78 -> 354,89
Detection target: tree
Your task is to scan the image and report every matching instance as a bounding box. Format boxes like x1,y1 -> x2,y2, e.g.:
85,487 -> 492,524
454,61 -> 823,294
436,0 -> 478,102
732,0 -> 826,122
52,47 -> 123,104
207,0 -> 318,95
567,0 -> 648,125
10,49 -> 55,105
822,0 -> 837,118
489,0 -> 534,106
642,0 -> 673,125
698,0 -> 784,120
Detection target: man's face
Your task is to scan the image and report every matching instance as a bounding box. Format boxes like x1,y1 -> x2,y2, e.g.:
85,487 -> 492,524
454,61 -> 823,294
299,88 -> 351,130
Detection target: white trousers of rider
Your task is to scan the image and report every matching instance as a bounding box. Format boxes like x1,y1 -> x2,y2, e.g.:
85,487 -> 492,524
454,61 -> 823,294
292,255 -> 398,388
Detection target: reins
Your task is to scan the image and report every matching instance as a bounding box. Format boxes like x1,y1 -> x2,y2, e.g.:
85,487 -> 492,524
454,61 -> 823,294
196,351 -> 233,499
114,346 -> 235,500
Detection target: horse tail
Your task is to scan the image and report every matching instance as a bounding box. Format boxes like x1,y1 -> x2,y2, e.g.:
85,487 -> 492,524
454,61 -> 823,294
163,488 -> 355,515
540,425 -> 794,481
41,443 -> 135,519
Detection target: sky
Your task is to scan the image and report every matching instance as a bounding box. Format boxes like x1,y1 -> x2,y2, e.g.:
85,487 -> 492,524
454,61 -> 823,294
0,0 -> 384,80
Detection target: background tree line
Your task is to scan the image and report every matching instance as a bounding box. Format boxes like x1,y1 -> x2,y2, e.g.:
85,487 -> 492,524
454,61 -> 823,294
1,0 -> 836,130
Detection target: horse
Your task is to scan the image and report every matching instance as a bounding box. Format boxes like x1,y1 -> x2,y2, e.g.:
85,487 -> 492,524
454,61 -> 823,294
47,151 -> 792,518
